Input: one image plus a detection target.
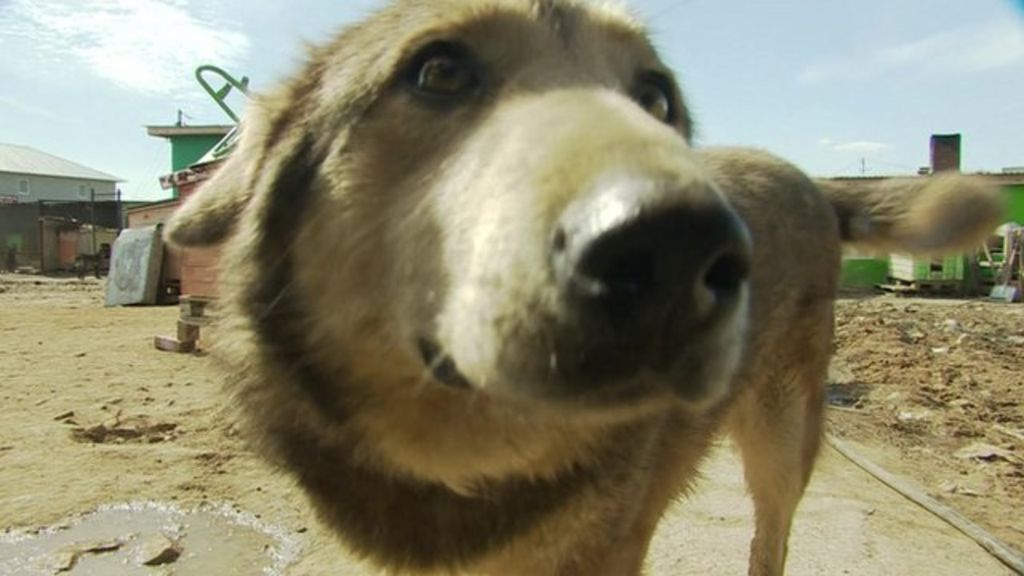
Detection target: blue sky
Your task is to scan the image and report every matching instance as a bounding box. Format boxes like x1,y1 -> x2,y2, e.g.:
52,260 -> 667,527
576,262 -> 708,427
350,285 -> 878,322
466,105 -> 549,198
1,0 -> 1022,200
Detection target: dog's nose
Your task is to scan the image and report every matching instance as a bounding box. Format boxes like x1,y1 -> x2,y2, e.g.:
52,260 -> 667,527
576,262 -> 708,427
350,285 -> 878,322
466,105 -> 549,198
552,175 -> 752,381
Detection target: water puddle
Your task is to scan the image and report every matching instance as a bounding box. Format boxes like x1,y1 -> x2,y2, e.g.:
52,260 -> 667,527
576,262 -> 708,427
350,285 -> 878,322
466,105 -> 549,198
0,502 -> 301,575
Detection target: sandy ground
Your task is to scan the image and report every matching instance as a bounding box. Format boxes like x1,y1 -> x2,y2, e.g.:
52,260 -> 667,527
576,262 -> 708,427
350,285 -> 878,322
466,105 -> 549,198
0,275 -> 1017,575
830,295 -> 1024,555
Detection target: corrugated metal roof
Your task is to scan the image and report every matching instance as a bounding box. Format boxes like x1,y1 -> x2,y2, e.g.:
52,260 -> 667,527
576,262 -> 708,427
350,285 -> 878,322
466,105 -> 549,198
0,143 -> 121,182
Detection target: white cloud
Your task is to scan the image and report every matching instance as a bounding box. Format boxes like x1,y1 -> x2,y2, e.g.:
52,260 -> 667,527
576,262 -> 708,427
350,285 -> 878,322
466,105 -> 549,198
878,20 -> 1024,73
832,141 -> 891,154
820,138 -> 891,155
799,20 -> 1024,85
2,0 -> 249,96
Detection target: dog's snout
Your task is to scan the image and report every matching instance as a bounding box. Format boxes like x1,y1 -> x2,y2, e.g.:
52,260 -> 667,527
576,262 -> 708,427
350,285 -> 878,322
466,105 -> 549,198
552,176 -> 751,381
562,204 -> 751,315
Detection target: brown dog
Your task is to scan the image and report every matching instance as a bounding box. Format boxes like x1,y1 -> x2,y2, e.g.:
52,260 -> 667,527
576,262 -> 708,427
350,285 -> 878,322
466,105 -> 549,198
165,1 -> 1004,574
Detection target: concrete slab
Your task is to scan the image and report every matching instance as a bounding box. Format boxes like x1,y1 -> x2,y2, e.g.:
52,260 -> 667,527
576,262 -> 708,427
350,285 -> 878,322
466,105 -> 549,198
105,225 -> 163,307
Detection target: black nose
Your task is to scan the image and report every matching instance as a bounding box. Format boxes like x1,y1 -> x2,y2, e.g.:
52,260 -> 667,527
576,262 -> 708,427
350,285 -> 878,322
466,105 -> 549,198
552,176 -> 751,381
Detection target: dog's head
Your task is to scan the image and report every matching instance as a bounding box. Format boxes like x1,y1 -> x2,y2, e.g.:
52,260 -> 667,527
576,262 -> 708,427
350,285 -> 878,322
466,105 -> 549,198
167,0 -> 751,482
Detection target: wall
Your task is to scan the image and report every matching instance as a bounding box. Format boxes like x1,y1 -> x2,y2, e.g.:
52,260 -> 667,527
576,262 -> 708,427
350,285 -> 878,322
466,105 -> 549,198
1005,185 -> 1024,225
127,200 -> 182,281
41,201 -> 123,229
930,134 -> 961,172
181,247 -> 219,298
0,172 -> 117,203
127,201 -> 179,229
175,178 -> 220,298
840,257 -> 889,290
0,201 -> 124,270
0,204 -> 41,268
40,220 -> 61,271
168,134 -> 223,198
172,135 -> 224,172
58,228 -> 78,267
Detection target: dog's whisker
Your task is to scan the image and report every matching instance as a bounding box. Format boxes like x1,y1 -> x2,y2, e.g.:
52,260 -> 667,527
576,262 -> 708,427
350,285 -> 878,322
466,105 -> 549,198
257,281 -> 293,321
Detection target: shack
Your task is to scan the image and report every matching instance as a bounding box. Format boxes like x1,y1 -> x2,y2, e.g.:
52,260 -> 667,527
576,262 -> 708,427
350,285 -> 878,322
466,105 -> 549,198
125,124 -> 233,299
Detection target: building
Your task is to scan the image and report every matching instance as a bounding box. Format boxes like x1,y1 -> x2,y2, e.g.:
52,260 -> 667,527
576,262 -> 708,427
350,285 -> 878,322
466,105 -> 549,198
999,169 -> 1024,225
838,134 -> 1024,293
0,143 -> 121,204
0,200 -> 130,272
0,144 -> 127,271
146,125 -> 233,198
125,125 -> 233,298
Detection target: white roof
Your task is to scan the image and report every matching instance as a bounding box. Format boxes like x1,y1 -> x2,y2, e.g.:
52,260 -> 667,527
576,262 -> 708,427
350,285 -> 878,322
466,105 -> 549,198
0,143 -> 121,182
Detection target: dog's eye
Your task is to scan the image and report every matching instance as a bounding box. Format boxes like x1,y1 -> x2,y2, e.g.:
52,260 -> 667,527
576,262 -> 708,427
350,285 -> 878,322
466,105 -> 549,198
408,42 -> 479,99
634,74 -> 676,124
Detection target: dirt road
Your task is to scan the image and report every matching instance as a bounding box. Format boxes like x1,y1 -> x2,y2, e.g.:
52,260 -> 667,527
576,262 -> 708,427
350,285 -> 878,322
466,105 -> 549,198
0,276 -> 1014,574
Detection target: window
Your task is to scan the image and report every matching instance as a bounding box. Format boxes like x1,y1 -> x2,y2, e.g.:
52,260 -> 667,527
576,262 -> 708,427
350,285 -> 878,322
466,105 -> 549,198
17,179 -> 29,196
78,185 -> 89,200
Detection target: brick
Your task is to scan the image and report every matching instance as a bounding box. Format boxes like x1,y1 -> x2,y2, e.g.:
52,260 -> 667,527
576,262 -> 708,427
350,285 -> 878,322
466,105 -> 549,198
177,320 -> 200,342
154,336 -> 196,353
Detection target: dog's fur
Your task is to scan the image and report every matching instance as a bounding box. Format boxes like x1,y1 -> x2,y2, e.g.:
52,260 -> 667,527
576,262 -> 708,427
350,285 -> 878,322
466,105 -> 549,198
165,1 -> 1004,574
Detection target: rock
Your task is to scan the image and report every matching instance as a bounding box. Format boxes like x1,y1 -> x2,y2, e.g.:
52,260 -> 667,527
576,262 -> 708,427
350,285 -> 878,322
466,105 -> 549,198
897,410 -> 931,422
37,550 -> 77,573
79,540 -> 124,554
139,534 -> 182,566
954,442 -> 1015,463
899,329 -> 926,344
938,481 -> 983,497
44,540 -> 124,573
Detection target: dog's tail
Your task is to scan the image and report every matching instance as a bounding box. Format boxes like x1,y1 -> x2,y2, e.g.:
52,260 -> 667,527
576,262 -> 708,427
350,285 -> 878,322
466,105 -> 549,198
818,174 -> 1006,254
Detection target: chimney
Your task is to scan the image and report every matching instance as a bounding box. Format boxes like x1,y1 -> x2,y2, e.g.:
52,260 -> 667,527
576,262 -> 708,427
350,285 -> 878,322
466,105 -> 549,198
930,134 -> 961,173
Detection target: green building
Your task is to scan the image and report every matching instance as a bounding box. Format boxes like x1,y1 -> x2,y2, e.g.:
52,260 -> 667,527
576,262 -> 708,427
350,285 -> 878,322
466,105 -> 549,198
146,125 -> 233,198
839,172 -> 1024,291
1006,180 -> 1024,225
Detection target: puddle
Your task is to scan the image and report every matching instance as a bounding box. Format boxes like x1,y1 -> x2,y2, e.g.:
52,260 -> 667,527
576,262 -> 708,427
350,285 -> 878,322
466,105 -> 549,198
0,502 -> 301,575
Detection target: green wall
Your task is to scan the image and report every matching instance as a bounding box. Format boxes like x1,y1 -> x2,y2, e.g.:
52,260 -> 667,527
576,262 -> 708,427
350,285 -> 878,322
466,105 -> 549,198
841,258 -> 889,289
167,134 -> 224,198
1006,185 -> 1024,225
171,135 -> 224,172
839,183 -> 1023,291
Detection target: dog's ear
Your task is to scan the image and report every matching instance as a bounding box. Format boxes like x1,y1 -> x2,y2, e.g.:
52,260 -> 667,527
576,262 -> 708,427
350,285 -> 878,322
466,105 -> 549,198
164,88 -> 313,248
164,147 -> 253,247
165,18 -> 394,249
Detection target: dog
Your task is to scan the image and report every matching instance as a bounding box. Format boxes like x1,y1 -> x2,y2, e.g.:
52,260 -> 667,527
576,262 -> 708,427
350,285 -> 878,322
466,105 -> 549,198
165,1 -> 1004,574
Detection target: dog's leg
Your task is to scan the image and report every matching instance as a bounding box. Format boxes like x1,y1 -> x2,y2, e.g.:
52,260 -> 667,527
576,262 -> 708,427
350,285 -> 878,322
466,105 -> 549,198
729,336 -> 829,576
